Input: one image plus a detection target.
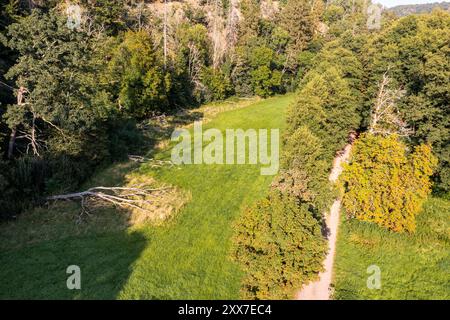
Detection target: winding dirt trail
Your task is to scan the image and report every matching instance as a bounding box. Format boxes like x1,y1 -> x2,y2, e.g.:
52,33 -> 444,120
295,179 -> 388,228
296,143 -> 352,300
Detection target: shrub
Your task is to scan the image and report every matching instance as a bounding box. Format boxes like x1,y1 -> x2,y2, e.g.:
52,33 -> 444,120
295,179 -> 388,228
341,133 -> 437,233
231,191 -> 327,299
0,157 -> 48,218
232,44 -> 284,98
250,66 -> 282,98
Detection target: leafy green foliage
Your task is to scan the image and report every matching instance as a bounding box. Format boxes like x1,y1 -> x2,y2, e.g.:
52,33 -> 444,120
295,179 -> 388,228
0,8 -> 146,216
0,0 -> 445,302
232,44 -> 284,98
80,0 -> 127,35
231,93 -> 336,299
311,43 -> 364,99
231,190 -> 326,299
4,9 -> 111,144
250,65 -> 282,98
366,10 -> 450,191
280,0 -> 323,69
201,67 -> 233,102
108,31 -> 170,118
287,66 -> 361,157
323,0 -> 379,39
281,126 -> 333,212
341,133 -> 437,233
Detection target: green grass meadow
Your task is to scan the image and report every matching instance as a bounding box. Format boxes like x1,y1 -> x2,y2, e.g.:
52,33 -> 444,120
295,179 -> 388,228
1,93 -> 448,300
0,94 -> 293,299
333,196 -> 450,300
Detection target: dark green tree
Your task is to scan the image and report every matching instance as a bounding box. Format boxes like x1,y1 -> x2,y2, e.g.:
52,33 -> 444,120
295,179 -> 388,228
287,66 -> 361,157
4,8 -> 113,158
108,31 -> 170,118
232,190 -> 327,299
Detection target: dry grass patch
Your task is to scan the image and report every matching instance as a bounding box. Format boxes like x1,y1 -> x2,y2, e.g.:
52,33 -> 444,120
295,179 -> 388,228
123,173 -> 190,226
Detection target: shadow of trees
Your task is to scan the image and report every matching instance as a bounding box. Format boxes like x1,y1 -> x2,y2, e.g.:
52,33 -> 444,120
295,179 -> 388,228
0,228 -> 148,299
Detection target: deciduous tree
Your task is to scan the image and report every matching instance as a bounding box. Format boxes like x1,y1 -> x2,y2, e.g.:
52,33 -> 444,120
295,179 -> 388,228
341,133 -> 437,233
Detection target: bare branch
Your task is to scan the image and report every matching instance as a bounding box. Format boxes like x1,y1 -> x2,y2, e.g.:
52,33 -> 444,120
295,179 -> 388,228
128,155 -> 174,168
46,185 -> 173,217
369,71 -> 413,137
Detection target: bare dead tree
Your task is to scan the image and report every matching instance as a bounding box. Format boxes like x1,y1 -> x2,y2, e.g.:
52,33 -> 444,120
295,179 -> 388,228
163,0 -> 168,68
26,0 -> 41,9
212,0 -> 220,69
7,84 -> 69,158
84,11 -> 106,38
7,86 -> 27,159
226,0 -> 240,47
134,1 -> 145,31
369,71 -> 413,137
26,109 -> 41,156
209,0 -> 228,70
15,114 -> 44,157
124,0 -> 152,32
187,42 -> 206,92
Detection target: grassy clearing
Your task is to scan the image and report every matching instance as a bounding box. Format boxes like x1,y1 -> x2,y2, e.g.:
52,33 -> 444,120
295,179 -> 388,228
333,196 -> 450,300
0,94 -> 293,299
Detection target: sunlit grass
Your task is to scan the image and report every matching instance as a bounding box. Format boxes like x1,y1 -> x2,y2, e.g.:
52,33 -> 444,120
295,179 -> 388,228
333,196 -> 450,300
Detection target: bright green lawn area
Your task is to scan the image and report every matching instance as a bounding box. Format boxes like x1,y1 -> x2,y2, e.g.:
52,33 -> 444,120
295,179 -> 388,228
333,196 -> 450,300
0,94 -> 293,299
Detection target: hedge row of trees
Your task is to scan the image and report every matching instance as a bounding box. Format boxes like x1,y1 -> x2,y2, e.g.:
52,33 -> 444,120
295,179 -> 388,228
231,7 -> 449,298
230,4 -> 373,297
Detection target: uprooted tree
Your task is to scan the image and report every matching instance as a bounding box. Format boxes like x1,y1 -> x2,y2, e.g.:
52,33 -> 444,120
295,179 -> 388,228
47,185 -> 168,211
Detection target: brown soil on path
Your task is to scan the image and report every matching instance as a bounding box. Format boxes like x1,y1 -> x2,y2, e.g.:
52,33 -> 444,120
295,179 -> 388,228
296,143 -> 352,300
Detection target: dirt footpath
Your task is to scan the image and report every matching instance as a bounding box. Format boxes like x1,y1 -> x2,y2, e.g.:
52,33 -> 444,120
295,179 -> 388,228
296,144 -> 352,300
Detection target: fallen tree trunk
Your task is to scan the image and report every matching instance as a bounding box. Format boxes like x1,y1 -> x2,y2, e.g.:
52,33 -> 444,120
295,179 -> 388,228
46,186 -> 172,215
128,155 -> 174,168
